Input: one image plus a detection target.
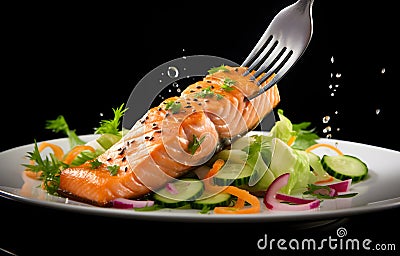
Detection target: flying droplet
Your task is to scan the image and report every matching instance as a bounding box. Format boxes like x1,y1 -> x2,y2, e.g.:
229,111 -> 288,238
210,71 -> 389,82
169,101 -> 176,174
323,116 -> 330,123
323,126 -> 332,133
376,109 -> 381,115
331,56 -> 334,63
336,73 -> 341,78
167,66 -> 179,78
381,68 -> 385,74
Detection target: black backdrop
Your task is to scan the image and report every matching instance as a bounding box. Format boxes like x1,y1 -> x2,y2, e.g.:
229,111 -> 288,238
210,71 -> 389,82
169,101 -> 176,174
1,1 -> 399,255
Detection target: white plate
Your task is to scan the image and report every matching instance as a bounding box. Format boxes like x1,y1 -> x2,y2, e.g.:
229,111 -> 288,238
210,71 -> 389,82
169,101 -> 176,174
1,132 -> 400,223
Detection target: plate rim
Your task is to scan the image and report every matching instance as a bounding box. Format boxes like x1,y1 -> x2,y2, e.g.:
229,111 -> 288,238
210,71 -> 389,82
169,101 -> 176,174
1,132 -> 400,223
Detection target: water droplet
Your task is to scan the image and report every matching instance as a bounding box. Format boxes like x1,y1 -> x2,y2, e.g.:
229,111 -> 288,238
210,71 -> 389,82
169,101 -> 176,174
182,49 -> 185,52
323,116 -> 330,123
172,82 -> 179,88
182,56 -> 187,60
336,127 -> 340,131
376,109 -> 381,115
336,73 -> 341,78
159,79 -> 163,83
168,89 -> 171,93
167,66 -> 179,78
330,73 -> 333,78
335,84 -> 339,88
330,93 -> 335,96
161,72 -> 164,76
335,110 -> 338,114
177,88 -> 181,93
331,56 -> 334,63
99,112 -> 104,117
326,134 -> 332,139
329,84 -> 333,89
323,126 -> 332,133
381,68 -> 385,74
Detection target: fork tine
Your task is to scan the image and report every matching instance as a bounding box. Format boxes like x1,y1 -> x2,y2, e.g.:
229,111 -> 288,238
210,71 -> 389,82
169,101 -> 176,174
241,30 -> 273,68
247,50 -> 294,100
256,48 -> 293,84
243,38 -> 278,77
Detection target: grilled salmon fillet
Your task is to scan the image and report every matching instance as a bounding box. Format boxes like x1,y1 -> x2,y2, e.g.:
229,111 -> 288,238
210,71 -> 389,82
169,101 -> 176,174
58,66 -> 280,207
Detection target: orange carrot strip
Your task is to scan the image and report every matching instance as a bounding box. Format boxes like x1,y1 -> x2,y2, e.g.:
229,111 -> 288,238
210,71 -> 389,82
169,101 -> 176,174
34,142 -> 65,162
315,175 -> 334,184
205,159 -> 225,179
214,186 -> 261,214
26,142 -> 65,179
305,143 -> 344,155
63,145 -> 95,165
287,136 -> 296,146
234,198 -> 245,209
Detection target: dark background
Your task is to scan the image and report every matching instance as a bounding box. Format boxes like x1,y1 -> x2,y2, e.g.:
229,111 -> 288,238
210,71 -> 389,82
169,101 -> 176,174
1,1 -> 399,255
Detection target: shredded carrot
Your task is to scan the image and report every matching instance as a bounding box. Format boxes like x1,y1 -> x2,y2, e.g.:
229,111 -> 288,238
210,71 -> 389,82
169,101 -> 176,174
205,159 -> 225,179
287,136 -> 297,146
213,186 -> 261,214
315,175 -> 334,184
63,145 -> 96,165
35,142 -> 65,162
305,143 -> 344,155
25,142 -> 66,179
234,198 -> 245,209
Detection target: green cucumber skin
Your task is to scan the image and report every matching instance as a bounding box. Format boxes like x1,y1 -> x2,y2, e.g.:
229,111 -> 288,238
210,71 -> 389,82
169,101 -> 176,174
212,164 -> 253,186
191,193 -> 232,209
153,194 -> 191,208
212,177 -> 249,187
321,155 -> 368,182
152,178 -> 204,208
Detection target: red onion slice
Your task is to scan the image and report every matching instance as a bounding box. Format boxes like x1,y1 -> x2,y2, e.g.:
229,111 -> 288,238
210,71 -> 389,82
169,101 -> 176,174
263,173 -> 320,211
112,198 -> 154,209
275,193 -> 317,204
326,179 -> 352,193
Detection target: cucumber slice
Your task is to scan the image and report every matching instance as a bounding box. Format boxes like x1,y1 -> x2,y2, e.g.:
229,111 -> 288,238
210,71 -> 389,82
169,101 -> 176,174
153,178 -> 204,208
191,192 -> 232,210
212,163 -> 253,186
96,133 -> 122,150
321,155 -> 368,182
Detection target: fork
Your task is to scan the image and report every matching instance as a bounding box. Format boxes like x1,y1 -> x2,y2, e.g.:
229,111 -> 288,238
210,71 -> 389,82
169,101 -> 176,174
242,0 -> 314,101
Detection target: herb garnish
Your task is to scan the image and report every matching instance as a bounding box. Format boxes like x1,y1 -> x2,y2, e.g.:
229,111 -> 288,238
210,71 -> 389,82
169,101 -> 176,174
107,165 -> 120,176
188,134 -> 206,155
195,86 -> 214,98
95,103 -> 128,135
221,78 -> 236,92
89,159 -> 103,169
22,141 -> 68,195
208,65 -> 229,75
45,115 -> 86,148
165,101 -> 182,114
303,183 -> 358,199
